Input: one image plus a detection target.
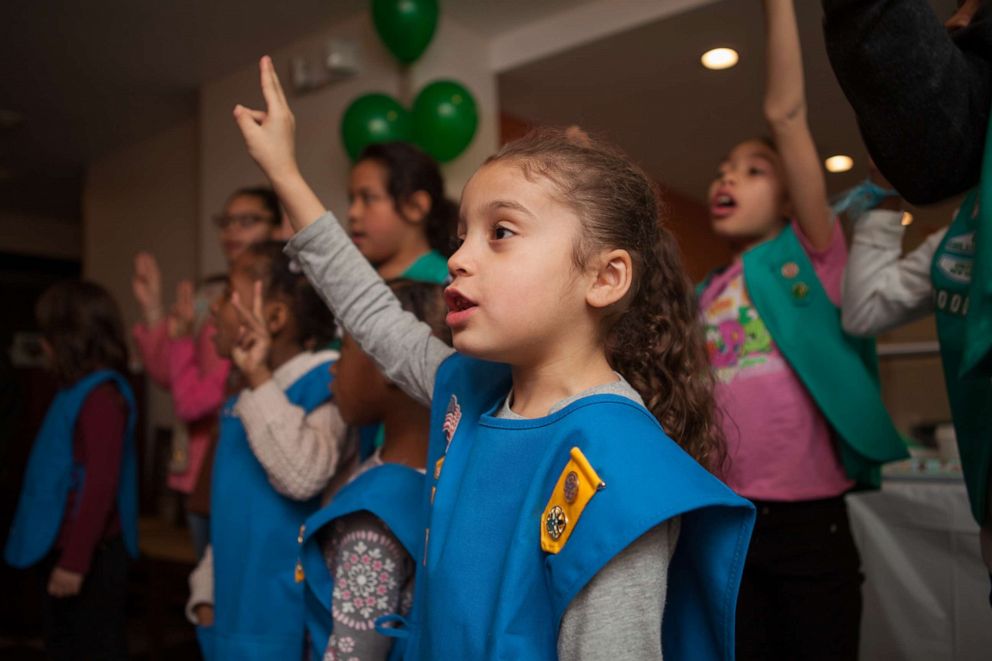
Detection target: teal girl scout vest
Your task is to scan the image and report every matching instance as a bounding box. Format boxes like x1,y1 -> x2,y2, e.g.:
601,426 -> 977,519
198,358 -> 333,661
298,463 -> 425,661
5,369 -> 139,568
700,225 -> 909,487
930,105 -> 992,523
403,355 -> 755,660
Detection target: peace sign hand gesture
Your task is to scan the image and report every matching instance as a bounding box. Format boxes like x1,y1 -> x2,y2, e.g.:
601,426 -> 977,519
231,280 -> 273,388
233,56 -> 298,185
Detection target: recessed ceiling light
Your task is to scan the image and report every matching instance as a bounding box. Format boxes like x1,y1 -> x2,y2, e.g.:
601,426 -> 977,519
901,212 -> 914,226
701,48 -> 739,71
824,155 -> 854,173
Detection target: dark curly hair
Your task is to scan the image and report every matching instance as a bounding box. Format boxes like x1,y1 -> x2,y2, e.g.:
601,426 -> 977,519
240,241 -> 337,348
487,128 -> 726,473
358,142 -> 458,257
36,280 -> 129,386
387,279 -> 451,345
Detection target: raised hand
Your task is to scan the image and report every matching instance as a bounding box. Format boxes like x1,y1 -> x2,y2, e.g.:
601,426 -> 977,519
168,280 -> 196,339
231,280 -> 273,388
232,56 -> 326,233
132,252 -> 164,324
233,56 -> 298,185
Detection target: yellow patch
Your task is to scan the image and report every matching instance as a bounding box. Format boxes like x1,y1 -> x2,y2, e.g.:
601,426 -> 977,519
540,447 -> 605,554
294,561 -> 305,583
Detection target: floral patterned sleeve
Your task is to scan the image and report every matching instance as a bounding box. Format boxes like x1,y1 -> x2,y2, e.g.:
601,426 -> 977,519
320,510 -> 415,661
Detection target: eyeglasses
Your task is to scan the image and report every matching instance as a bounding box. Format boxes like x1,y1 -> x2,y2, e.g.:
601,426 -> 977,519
212,213 -> 274,230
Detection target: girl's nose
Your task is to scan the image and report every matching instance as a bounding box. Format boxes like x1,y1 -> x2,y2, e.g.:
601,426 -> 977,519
447,242 -> 472,277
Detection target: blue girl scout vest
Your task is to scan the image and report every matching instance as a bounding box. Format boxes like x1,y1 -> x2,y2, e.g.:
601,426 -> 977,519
199,358 -> 333,661
299,463 -> 425,661
700,225 -> 908,487
6,369 -> 139,568
403,355 -> 755,661
930,103 -> 992,523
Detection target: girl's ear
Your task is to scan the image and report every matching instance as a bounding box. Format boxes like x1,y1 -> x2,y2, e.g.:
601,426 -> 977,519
586,248 -> 633,310
265,301 -> 289,336
400,190 -> 432,226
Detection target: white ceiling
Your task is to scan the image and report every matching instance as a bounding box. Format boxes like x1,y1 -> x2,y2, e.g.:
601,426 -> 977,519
499,0 -> 957,209
0,0 -> 599,221
0,0 -> 959,225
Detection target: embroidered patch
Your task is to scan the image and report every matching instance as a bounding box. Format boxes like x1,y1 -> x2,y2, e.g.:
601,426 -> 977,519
780,261 -> 799,279
442,395 -> 462,449
540,447 -> 605,554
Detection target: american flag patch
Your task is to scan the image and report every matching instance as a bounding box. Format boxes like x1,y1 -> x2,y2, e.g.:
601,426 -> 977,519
443,395 -> 461,449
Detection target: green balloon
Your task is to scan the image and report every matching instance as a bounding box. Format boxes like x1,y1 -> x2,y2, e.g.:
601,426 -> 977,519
340,93 -> 413,161
372,0 -> 439,65
412,80 -> 478,163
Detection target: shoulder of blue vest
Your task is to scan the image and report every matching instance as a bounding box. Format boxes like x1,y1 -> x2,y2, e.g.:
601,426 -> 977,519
433,354 -> 512,414
539,401 -> 753,623
538,398 -> 740,551
303,463 -> 425,548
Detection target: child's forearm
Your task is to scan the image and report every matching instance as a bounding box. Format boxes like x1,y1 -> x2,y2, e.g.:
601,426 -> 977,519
763,0 -> 832,249
237,390 -> 348,500
763,0 -> 806,128
286,215 -> 454,406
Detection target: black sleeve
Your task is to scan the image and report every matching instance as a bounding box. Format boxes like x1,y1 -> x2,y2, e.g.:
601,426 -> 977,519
821,0 -> 992,204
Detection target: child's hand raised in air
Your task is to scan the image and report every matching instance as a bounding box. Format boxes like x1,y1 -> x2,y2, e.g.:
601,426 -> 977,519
231,280 -> 273,388
132,252 -> 164,324
168,280 -> 196,339
233,56 -> 298,185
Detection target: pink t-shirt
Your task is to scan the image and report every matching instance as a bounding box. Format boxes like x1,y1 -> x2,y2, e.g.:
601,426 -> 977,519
699,221 -> 854,502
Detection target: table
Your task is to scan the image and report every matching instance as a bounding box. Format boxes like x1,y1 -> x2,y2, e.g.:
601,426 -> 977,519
847,479 -> 992,660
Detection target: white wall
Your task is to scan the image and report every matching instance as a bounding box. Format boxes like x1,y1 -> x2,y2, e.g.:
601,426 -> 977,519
197,11 -> 498,276
83,117 -> 200,433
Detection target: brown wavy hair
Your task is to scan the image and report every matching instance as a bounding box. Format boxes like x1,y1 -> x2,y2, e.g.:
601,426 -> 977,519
36,280 -> 130,386
487,128 -> 726,473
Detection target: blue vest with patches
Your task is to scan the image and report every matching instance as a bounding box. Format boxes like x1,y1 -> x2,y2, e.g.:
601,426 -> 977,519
198,359 -> 333,661
404,355 -> 755,660
5,370 -> 138,568
299,463 -> 425,661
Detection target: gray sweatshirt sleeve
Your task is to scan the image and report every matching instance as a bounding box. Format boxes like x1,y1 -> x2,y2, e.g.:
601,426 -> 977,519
557,519 -> 679,660
841,209 -> 944,336
285,213 -> 454,406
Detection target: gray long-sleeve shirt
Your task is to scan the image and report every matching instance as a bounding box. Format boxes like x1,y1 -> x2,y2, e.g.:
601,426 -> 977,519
286,212 -> 677,659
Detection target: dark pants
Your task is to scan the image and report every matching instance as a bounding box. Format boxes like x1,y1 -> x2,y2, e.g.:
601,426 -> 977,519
41,536 -> 129,661
736,496 -> 863,661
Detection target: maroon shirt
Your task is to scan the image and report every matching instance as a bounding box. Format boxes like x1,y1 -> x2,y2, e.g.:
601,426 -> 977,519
54,382 -> 127,574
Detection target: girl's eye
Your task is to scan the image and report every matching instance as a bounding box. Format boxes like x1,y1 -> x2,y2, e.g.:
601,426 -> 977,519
748,166 -> 766,176
492,225 -> 515,240
450,235 -> 465,251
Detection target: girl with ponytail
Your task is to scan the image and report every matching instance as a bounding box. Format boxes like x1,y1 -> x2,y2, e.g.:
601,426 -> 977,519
233,55 -> 753,659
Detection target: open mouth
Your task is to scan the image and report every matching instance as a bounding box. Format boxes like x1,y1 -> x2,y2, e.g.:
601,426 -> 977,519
444,287 -> 478,327
710,191 -> 738,218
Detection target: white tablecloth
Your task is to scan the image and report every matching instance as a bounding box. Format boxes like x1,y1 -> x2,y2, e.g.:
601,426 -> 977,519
847,479 -> 992,660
